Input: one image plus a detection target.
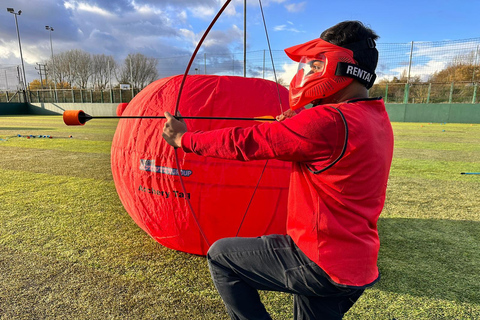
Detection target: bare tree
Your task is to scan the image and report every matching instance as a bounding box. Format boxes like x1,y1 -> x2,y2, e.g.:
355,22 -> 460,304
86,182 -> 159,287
49,51 -> 71,88
69,49 -> 92,89
92,54 -> 116,90
117,53 -> 159,89
47,49 -> 92,89
48,50 -> 158,90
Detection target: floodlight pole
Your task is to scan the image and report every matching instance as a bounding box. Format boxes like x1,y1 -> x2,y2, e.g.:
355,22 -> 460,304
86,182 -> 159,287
243,0 -> 246,77
46,25 -> 57,102
7,8 -> 28,102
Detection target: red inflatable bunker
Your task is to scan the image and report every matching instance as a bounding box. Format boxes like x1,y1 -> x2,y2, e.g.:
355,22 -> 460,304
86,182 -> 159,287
111,75 -> 290,255
116,102 -> 129,116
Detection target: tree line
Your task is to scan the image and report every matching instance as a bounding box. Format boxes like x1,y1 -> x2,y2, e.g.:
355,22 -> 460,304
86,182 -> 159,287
369,50 -> 480,103
29,48 -> 479,103
381,50 -> 479,84
30,49 -> 159,91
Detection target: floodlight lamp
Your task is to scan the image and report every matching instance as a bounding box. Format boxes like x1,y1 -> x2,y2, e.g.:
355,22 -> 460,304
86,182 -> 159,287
7,8 -> 14,13
18,10 -> 22,15
46,25 -> 49,29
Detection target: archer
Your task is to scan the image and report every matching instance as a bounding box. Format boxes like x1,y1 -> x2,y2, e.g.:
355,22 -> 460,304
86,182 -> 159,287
163,20 -> 394,320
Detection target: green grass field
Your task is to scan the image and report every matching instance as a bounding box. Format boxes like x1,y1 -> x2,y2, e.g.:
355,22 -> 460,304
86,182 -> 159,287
0,115 -> 479,319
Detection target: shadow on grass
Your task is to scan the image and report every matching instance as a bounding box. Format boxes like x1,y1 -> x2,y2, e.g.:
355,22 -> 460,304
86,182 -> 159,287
0,127 -> 54,131
28,103 -> 64,115
377,217 -> 480,304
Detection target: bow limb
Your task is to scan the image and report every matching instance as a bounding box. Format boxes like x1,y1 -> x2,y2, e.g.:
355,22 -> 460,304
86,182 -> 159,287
174,0 -> 232,116
173,0 -> 232,248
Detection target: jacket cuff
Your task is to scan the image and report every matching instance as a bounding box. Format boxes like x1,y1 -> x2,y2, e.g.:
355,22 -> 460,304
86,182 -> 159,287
181,132 -> 193,153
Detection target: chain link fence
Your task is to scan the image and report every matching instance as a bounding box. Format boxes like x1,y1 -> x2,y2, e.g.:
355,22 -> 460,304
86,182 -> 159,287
0,65 -> 26,102
2,37 -> 480,104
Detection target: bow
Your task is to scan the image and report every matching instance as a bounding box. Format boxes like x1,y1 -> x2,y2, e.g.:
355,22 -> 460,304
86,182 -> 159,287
172,0 -> 232,246
172,0 -> 284,247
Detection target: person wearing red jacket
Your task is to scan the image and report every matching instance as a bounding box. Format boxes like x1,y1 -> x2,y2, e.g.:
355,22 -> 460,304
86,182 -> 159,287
163,20 -> 394,320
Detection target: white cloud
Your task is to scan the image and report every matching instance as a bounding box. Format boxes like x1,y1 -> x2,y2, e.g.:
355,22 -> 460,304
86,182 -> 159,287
189,0 -> 238,20
274,24 -> 301,33
180,25 -> 243,54
256,60 -> 297,88
77,2 -> 116,17
204,25 -> 243,49
131,1 -> 164,15
64,0 -> 116,18
177,10 -> 188,23
285,2 -> 306,13
278,61 -> 297,83
190,5 -> 216,19
0,0 -> 296,83
179,28 -> 196,43
63,1 -> 75,10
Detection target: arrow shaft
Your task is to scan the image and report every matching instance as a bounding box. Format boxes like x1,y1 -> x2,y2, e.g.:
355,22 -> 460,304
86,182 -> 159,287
80,115 -> 276,121
64,110 -> 275,126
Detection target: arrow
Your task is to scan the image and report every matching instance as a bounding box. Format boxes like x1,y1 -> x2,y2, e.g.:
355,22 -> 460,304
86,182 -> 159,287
63,110 -> 276,126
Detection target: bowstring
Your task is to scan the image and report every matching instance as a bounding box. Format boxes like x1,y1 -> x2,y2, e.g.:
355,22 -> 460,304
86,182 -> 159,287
235,0 -> 285,237
258,0 -> 285,115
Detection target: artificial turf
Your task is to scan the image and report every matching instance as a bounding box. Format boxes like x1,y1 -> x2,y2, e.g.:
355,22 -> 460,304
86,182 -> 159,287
0,115 -> 479,319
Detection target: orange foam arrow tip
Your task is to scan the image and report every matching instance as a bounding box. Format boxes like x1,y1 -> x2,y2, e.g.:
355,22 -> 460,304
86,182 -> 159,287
63,110 -> 85,126
253,115 -> 275,122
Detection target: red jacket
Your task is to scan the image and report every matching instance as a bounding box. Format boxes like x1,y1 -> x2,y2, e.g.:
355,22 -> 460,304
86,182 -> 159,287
181,98 -> 394,287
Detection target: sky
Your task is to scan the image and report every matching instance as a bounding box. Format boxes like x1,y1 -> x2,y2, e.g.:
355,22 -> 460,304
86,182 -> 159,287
1,0 -> 480,87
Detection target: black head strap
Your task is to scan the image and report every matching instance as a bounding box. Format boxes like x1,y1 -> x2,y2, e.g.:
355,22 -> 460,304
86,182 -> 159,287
341,37 -> 379,73
335,63 -> 376,89
342,38 -> 376,51
334,37 -> 378,88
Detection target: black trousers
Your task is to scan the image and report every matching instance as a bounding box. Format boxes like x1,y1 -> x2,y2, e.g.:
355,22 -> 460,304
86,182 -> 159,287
207,234 -> 365,320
